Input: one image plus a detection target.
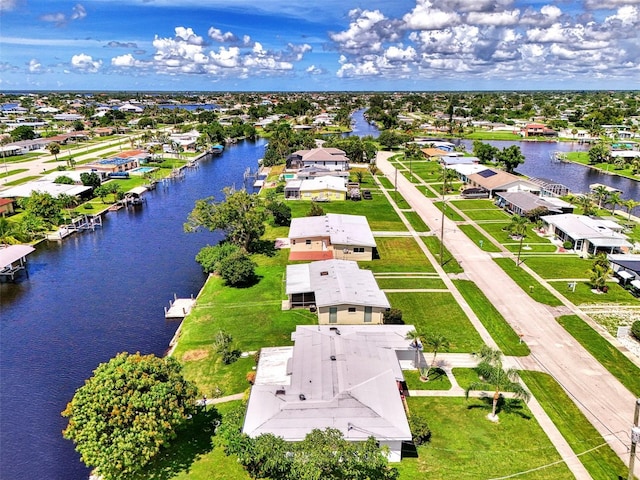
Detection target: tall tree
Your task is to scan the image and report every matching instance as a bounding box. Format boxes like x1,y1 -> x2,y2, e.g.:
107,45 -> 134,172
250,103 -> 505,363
185,187 -> 266,252
405,329 -> 422,370
47,141 -> 61,161
465,347 -> 530,421
591,185 -> 610,209
607,191 -> 622,214
588,142 -> 609,165
623,199 -> 640,221
61,352 -> 199,480
472,140 -> 499,164
496,145 -> 525,173
507,215 -> 529,266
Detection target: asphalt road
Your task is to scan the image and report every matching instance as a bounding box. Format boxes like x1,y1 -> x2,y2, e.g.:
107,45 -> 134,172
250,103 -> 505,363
376,151 -> 639,478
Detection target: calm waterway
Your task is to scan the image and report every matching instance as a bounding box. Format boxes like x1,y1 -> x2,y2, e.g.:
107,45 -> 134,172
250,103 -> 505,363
1,112 -> 638,480
0,139 -> 265,480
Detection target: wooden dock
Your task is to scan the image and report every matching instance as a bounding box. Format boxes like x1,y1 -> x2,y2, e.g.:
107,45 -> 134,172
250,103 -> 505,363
164,294 -> 196,318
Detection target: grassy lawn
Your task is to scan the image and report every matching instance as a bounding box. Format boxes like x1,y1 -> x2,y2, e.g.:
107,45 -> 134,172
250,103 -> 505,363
420,236 -> 464,274
454,280 -> 530,356
465,131 -> 523,140
140,401 -> 251,480
505,244 -> 559,254
398,397 -> 573,479
404,368 -> 452,390
458,224 -> 502,252
462,208 -> 511,221
287,197 -> 407,231
478,221 -> 514,243
363,236 -> 436,273
494,258 -> 563,306
377,176 -> 396,190
522,255 -> 594,279
519,371 -> 631,480
433,201 -> 465,221
403,210 -> 429,232
451,199 -> 498,210
172,250 -> 317,396
556,315 -> 640,397
386,292 -> 484,352
553,280 -> 638,305
376,276 -> 446,290
0,168 -> 28,179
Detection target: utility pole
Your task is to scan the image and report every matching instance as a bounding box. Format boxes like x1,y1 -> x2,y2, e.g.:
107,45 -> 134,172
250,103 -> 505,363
439,163 -> 446,266
629,397 -> 640,480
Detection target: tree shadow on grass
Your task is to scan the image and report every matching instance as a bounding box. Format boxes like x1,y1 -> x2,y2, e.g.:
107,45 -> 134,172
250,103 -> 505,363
250,239 -> 278,257
466,396 -> 532,420
130,407 -> 222,480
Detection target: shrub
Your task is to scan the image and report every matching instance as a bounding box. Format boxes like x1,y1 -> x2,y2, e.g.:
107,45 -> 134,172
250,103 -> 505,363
383,308 -> 404,324
308,201 -> 325,217
218,250 -> 257,287
563,241 -> 573,249
631,321 -> 640,341
214,330 -> 241,365
195,242 -> 240,274
408,415 -> 431,445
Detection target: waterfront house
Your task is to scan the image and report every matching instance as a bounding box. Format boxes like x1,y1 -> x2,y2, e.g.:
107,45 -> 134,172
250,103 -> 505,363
420,147 -> 450,160
288,213 -> 376,261
495,191 -> 574,217
523,123 -> 557,137
285,259 -> 390,323
607,254 -> 640,285
541,214 -> 632,256
286,147 -> 350,171
465,168 -> 540,197
284,176 -> 347,201
242,324 -> 414,462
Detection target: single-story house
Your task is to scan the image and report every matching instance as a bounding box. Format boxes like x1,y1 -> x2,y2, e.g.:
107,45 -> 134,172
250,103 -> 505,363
420,147 -> 450,160
541,214 -> 632,256
286,147 -> 350,171
243,324 -> 415,462
0,180 -> 92,200
442,156 -> 480,166
284,176 -> 347,201
607,254 -> 640,285
286,259 -> 390,324
295,166 -> 350,181
85,150 -> 149,173
288,213 -> 376,261
495,191 -> 574,216
465,168 -> 540,197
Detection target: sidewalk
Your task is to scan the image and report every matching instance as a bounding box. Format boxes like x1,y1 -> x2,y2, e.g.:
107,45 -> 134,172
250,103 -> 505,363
377,151 -> 639,478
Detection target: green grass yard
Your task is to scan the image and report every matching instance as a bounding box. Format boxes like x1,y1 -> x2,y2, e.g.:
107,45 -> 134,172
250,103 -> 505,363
363,236 -> 436,273
494,258 -> 563,306
458,224 -> 502,252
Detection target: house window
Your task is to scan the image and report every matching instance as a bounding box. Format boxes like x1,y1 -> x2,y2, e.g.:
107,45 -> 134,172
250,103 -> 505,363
353,247 -> 365,253
292,239 -> 296,245
364,306 -> 372,323
329,307 -> 337,323
305,240 -> 311,245
348,307 -> 356,313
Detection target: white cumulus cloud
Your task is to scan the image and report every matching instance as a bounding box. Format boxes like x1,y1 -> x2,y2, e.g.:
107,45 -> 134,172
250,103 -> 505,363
71,53 -> 102,72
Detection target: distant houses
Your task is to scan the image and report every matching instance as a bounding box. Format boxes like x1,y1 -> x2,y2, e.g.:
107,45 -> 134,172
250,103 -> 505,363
288,213 -> 376,262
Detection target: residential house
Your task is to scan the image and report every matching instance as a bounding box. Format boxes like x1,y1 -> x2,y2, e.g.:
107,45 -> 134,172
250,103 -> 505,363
465,168 -> 540,197
420,147 -> 450,160
541,214 -> 632,256
242,324 -> 414,462
284,176 -> 347,201
288,213 -> 376,261
495,192 -> 574,216
523,123 -> 557,137
286,147 -> 350,171
607,254 -> 640,286
0,198 -> 15,216
285,259 -> 390,324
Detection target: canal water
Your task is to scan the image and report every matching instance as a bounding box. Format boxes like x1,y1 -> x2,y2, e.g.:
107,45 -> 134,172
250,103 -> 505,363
0,139 -> 265,480
455,139 -> 640,213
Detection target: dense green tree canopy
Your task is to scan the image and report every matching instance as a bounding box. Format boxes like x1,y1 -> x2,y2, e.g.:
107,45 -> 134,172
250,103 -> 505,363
496,145 -> 525,173
472,140 -> 499,164
10,125 -> 36,141
62,352 -> 199,480
185,187 -> 267,252
80,171 -> 101,189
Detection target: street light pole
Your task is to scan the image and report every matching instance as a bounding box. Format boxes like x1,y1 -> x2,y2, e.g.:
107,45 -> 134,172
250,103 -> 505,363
439,163 -> 447,266
629,397 -> 640,480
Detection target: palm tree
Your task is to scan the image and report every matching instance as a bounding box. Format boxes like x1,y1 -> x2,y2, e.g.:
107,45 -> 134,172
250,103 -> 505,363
405,329 -> 423,369
47,142 -> 61,162
574,194 -> 596,216
421,334 -> 450,380
507,215 -> 528,266
0,217 -> 21,245
591,185 -> 609,210
465,347 -> 530,421
589,256 -> 612,292
607,191 -> 622,214
623,199 -> 640,221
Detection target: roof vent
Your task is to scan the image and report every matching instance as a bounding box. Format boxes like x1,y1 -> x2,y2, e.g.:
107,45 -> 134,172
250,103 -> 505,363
329,327 -> 341,335
320,271 -> 329,276
330,355 -> 337,361
275,389 -> 285,395
299,394 -> 306,401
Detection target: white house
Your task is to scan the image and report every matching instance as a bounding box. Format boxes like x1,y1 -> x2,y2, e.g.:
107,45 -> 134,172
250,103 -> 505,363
243,325 -> 415,462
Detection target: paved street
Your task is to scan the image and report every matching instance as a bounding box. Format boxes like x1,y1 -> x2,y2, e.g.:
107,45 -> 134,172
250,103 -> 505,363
377,151 -> 639,477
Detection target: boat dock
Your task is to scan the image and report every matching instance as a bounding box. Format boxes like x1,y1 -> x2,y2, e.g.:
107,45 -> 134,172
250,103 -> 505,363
589,183 -> 622,194
0,244 -> 35,281
46,215 -> 103,241
164,293 -> 196,318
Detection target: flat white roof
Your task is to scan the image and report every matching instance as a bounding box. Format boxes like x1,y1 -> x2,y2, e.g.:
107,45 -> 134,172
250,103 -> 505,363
0,181 -> 92,199
0,245 -> 35,269
243,325 -> 413,443
289,213 -> 376,247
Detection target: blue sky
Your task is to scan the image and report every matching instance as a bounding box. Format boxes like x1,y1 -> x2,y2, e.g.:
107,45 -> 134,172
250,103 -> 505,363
0,0 -> 639,91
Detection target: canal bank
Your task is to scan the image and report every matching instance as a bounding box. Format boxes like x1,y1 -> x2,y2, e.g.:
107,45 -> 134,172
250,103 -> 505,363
0,139 -> 265,480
